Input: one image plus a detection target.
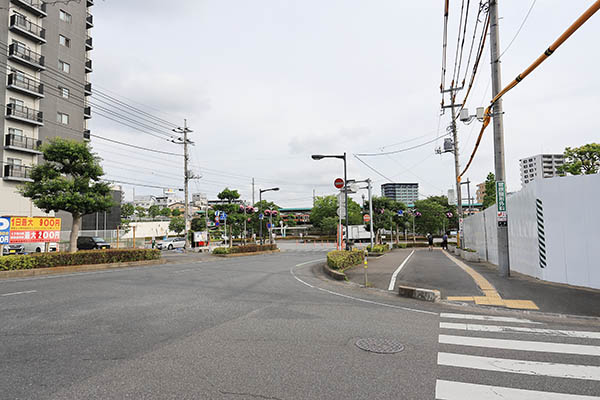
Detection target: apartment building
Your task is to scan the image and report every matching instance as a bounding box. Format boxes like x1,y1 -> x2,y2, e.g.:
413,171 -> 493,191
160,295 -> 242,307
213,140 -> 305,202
381,182 -> 419,205
475,182 -> 485,204
520,154 -> 565,186
0,0 -> 93,219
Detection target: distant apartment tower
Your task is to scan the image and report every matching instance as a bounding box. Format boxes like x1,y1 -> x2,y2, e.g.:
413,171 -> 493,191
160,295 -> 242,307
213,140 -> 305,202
475,182 -> 486,204
520,154 -> 564,186
381,183 -> 418,204
0,0 -> 93,218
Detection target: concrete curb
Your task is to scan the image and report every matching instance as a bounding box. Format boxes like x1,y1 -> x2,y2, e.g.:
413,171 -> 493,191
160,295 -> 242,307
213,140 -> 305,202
398,285 -> 441,302
212,249 -> 281,258
0,259 -> 164,279
322,264 -> 347,281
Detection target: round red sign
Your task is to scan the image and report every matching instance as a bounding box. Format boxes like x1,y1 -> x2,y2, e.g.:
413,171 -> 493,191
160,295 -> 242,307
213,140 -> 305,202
334,178 -> 344,189
363,214 -> 371,223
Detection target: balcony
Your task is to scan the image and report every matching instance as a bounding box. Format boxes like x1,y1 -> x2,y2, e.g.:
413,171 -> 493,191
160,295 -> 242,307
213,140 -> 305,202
3,164 -> 33,182
9,14 -> 46,44
83,129 -> 91,141
84,106 -> 91,119
9,0 -> 47,17
85,36 -> 93,51
5,133 -> 42,154
86,13 -> 93,28
85,58 -> 92,73
84,82 -> 92,96
8,43 -> 45,71
6,103 -> 44,126
7,72 -> 44,98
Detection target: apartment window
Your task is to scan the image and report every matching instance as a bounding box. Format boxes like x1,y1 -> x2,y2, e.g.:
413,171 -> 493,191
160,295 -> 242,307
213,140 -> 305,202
10,97 -> 25,108
59,35 -> 71,48
8,127 -> 24,137
58,60 -> 70,73
57,112 -> 69,125
59,10 -> 72,23
59,86 -> 70,99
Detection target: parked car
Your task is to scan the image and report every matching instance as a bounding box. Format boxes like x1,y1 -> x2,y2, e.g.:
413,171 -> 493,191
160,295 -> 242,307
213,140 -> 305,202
156,237 -> 186,250
77,236 -> 111,251
23,242 -> 58,254
2,243 -> 24,256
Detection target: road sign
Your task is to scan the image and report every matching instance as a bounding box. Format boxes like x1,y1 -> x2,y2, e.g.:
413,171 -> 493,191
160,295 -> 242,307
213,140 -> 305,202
496,181 -> 507,212
0,217 -> 10,244
8,217 -> 61,243
397,210 -> 403,216
259,213 -> 264,220
337,208 -> 345,218
215,221 -> 220,227
334,178 -> 344,189
337,192 -> 346,208
267,223 -> 272,229
220,212 -> 228,221
363,214 -> 371,223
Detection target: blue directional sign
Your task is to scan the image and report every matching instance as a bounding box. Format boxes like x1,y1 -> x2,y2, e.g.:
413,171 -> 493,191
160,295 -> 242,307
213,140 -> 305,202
259,213 -> 264,220
220,212 -> 227,221
267,223 -> 272,229
397,210 -> 404,216
0,217 -> 10,244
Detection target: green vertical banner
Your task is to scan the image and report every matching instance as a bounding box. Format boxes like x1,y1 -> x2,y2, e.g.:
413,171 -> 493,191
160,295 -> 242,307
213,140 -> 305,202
496,181 -> 507,212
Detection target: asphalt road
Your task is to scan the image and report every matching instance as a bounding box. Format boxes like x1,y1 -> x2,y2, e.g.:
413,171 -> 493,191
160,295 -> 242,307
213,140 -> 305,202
1,249 -> 600,399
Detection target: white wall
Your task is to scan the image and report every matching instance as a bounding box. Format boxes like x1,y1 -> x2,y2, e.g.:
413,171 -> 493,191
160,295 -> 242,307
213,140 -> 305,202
463,174 -> 600,289
120,221 -> 180,239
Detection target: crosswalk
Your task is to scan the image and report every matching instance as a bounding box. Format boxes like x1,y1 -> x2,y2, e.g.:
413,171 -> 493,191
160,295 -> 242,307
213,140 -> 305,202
436,312 -> 600,399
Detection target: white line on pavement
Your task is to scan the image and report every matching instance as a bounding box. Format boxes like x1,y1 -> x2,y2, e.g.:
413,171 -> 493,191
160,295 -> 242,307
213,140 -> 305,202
1,290 -> 37,297
440,322 -> 600,339
388,250 -> 414,291
291,260 -> 437,315
440,313 -> 541,324
435,380 -> 600,400
439,334 -> 600,356
438,352 -> 600,381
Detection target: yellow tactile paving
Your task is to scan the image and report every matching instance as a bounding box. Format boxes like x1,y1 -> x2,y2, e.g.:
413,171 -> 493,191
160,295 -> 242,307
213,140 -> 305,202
442,251 -> 539,311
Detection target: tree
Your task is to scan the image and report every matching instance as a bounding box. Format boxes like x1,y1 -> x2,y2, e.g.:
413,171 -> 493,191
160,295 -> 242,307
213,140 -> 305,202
427,195 -> 458,231
556,143 -> 600,175
148,205 -> 161,219
135,206 -> 146,218
171,208 -> 181,217
217,187 -> 240,203
121,203 -> 134,219
191,216 -> 206,231
483,172 -> 496,209
364,196 -> 407,242
310,195 -> 362,234
413,199 -> 446,235
20,138 -> 113,252
169,216 -> 185,234
159,207 -> 172,217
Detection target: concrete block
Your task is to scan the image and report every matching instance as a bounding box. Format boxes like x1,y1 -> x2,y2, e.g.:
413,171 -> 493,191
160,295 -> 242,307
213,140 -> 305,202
398,285 -> 441,302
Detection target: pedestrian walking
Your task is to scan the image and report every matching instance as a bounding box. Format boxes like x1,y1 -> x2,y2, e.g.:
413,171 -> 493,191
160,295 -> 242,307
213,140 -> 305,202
427,233 -> 434,251
442,232 -> 448,250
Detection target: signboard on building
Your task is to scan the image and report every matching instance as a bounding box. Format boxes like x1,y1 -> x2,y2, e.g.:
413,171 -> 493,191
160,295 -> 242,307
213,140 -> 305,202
0,217 -> 10,244
8,217 -> 61,243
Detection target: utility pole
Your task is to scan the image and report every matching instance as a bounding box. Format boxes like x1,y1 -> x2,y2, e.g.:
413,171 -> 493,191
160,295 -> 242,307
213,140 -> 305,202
173,120 -> 194,252
489,0 -> 510,277
252,178 -> 255,205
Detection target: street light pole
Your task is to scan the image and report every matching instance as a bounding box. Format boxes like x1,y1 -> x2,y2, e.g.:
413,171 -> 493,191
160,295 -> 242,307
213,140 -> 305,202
367,179 -> 374,249
258,187 -> 279,245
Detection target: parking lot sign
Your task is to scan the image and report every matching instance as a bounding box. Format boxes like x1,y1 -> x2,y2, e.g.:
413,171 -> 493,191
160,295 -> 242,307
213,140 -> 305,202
0,217 -> 10,244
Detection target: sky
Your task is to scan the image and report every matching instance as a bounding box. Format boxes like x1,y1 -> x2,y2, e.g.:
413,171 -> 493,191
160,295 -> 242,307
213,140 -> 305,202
89,0 -> 600,208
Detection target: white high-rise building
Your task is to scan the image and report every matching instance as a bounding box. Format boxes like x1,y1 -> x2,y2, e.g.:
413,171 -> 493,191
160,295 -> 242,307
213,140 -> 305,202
520,154 -> 565,186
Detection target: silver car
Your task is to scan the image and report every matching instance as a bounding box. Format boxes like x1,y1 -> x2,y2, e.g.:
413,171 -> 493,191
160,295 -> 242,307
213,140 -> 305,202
157,237 -> 186,250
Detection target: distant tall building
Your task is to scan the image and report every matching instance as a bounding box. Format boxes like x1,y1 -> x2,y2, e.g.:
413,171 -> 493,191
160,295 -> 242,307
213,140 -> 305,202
520,154 -> 565,186
381,183 -> 418,204
0,0 -> 93,219
476,182 -> 486,204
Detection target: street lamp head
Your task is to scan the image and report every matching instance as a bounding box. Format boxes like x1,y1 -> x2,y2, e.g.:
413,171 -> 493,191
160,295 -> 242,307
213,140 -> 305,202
272,187 -> 280,192
311,155 -> 324,160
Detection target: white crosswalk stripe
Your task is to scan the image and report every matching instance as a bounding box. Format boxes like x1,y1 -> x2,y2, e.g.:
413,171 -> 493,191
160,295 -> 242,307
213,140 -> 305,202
436,313 -> 600,399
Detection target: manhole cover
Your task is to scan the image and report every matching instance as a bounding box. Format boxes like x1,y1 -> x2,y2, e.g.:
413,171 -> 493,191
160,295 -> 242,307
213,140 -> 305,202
355,338 -> 405,354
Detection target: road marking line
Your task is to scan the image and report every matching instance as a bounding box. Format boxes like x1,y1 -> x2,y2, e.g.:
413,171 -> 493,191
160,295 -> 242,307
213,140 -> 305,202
1,290 -> 37,297
435,380 -> 600,399
438,352 -> 600,381
387,250 -> 414,291
440,313 -> 541,324
440,322 -> 600,339
290,260 -> 437,315
439,334 -> 600,356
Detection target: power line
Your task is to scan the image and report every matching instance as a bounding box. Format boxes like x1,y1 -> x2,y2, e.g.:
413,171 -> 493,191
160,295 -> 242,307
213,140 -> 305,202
353,155 -> 394,182
89,135 -> 182,156
498,0 -> 538,60
355,133 -> 449,157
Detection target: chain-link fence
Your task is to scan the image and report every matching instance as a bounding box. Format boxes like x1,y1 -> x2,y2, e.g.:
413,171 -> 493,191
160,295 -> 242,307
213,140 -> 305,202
57,230 -> 150,252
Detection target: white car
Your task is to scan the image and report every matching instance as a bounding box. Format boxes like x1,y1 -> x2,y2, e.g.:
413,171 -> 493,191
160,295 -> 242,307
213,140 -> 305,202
23,242 -> 58,254
157,237 -> 186,250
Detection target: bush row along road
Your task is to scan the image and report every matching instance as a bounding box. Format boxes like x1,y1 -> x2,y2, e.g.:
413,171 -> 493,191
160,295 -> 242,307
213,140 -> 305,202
1,250 -> 599,399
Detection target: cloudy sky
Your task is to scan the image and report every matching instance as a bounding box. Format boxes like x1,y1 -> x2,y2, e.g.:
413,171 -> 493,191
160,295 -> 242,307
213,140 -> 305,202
89,0 -> 600,207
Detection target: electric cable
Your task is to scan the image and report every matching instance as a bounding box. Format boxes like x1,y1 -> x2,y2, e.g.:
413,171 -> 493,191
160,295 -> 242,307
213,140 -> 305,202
498,0 -> 538,60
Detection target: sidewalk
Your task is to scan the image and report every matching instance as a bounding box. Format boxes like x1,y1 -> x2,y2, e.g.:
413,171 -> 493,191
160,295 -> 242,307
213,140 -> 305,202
344,248 -> 600,317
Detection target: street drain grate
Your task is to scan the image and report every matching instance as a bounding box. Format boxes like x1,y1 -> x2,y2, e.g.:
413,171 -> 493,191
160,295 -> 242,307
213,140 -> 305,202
355,338 -> 405,354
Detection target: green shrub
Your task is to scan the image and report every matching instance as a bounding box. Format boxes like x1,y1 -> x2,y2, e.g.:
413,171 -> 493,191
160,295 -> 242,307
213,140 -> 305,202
230,244 -> 277,254
366,244 -> 389,253
212,247 -> 230,255
393,243 -> 408,249
327,249 -> 365,270
0,249 -> 160,271
463,248 -> 477,252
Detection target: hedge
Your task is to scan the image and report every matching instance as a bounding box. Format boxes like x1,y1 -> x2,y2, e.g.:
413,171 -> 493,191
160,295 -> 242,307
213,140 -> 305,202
366,244 -> 389,253
212,244 -> 277,255
0,249 -> 161,271
327,249 -> 365,270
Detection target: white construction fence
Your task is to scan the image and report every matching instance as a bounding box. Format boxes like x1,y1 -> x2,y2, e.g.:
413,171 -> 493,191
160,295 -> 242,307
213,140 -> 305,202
463,173 -> 600,290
